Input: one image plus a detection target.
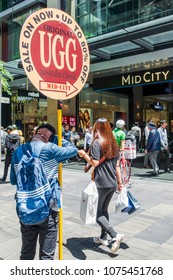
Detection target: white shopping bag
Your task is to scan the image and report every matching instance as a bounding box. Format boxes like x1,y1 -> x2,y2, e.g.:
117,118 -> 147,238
115,187 -> 129,212
80,180 -> 98,225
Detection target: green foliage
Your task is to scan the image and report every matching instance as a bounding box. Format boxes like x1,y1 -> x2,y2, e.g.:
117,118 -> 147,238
0,60 -> 13,95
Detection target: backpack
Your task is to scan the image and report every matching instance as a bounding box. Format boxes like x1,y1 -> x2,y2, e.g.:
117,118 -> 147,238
6,135 -> 20,154
124,134 -> 136,159
16,142 -> 53,225
131,127 -> 140,137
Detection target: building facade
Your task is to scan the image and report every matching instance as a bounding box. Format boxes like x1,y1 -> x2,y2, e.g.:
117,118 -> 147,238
1,0 -> 173,142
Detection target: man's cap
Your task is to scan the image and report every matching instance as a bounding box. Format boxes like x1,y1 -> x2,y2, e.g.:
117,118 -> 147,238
148,122 -> 156,129
6,125 -> 13,131
160,120 -> 167,124
12,124 -> 17,129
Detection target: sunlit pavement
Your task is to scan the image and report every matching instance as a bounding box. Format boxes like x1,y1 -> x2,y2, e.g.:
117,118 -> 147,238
0,156 -> 173,260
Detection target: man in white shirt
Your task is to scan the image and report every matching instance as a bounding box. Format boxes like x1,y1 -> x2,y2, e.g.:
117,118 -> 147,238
84,126 -> 93,153
83,126 -> 93,166
144,119 -> 152,168
1,127 -> 7,154
157,120 -> 171,173
131,122 -> 141,152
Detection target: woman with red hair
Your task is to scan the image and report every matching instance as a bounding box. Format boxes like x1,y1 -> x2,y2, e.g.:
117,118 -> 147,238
78,118 -> 124,253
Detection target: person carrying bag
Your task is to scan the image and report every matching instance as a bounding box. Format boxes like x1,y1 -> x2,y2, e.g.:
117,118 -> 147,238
78,118 -> 124,254
80,156 -> 105,225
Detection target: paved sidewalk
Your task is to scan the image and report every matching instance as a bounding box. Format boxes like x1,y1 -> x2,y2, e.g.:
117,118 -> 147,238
0,159 -> 173,260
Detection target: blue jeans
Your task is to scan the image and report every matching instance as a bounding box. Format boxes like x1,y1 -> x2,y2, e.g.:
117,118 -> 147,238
20,210 -> 58,260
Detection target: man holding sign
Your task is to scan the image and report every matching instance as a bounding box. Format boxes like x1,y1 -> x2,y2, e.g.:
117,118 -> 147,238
18,7 -> 90,260
10,123 -> 78,260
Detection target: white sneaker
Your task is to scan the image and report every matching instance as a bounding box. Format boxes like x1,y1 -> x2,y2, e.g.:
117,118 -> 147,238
111,233 -> 124,253
93,236 -> 109,246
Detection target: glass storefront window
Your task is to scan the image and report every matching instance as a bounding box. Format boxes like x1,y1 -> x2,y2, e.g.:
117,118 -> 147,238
0,0 -> 24,12
79,87 -> 128,133
76,0 -> 173,39
140,0 -> 173,22
11,92 -> 48,141
6,4 -> 45,61
143,97 -> 169,127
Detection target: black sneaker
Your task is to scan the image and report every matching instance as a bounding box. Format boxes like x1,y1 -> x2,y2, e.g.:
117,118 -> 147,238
0,179 -> 6,184
152,172 -> 158,176
165,169 -> 171,173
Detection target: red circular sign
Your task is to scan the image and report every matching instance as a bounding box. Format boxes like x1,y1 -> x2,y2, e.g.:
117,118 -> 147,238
20,8 -> 90,100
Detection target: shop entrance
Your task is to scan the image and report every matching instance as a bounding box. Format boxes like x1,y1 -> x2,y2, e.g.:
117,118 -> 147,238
143,82 -> 173,132
11,90 -> 47,141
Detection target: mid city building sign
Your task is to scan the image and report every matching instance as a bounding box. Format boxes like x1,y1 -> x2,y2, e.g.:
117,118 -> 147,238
19,8 -> 90,100
122,70 -> 170,86
94,68 -> 173,90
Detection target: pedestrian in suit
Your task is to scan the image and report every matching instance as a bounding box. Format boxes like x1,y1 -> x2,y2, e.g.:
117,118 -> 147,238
157,120 -> 171,173
145,122 -> 161,176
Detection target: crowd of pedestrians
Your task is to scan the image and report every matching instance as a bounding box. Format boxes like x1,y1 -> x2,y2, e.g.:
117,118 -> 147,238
144,119 -> 171,175
113,118 -> 172,177
1,118 -> 172,180
0,117 -> 172,260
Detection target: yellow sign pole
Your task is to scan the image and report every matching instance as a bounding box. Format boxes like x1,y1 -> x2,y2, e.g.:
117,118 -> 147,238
57,104 -> 63,260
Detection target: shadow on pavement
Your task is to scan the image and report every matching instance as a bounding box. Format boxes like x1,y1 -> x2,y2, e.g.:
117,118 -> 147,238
63,237 -> 128,260
132,154 -> 173,171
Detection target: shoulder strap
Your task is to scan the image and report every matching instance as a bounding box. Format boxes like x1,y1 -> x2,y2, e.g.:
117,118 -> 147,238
91,156 -> 106,181
84,155 -> 106,173
18,142 -> 31,159
99,156 -> 106,165
87,141 -> 105,166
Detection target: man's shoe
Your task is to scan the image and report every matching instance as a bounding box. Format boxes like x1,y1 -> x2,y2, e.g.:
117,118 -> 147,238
144,165 -> 149,168
165,169 -> 171,173
93,236 -> 109,246
152,172 -> 158,176
0,179 -> 5,184
110,234 -> 124,253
